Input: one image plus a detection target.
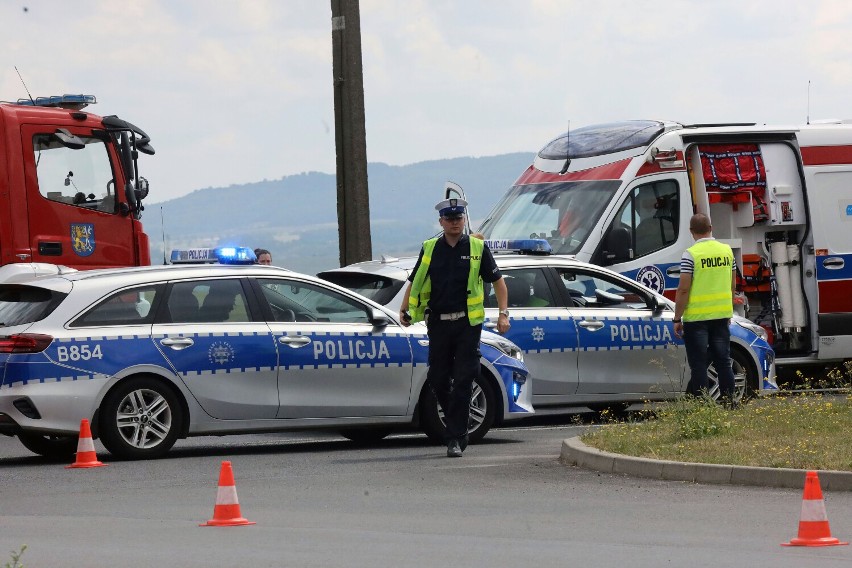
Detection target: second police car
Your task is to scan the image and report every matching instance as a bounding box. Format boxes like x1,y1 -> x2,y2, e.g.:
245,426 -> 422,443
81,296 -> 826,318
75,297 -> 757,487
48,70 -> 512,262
320,239 -> 777,415
0,248 -> 531,460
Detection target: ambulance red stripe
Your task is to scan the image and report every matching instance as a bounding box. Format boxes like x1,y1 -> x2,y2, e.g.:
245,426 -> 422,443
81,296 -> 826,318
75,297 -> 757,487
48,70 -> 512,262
513,158 -> 631,185
818,280 -> 852,313
800,145 -> 852,166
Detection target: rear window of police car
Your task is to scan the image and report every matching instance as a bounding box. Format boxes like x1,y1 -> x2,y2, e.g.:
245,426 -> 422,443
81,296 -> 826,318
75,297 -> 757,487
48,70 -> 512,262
318,272 -> 404,307
0,285 -> 68,327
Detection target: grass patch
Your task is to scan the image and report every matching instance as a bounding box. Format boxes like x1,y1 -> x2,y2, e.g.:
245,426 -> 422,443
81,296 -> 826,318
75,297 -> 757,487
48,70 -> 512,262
582,393 -> 852,471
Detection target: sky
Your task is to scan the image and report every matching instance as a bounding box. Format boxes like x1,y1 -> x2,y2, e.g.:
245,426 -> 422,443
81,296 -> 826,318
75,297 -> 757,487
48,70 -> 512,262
3,0 -> 851,204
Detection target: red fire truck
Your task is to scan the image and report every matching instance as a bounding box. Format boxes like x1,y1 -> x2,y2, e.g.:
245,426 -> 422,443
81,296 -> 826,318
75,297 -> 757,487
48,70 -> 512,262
0,94 -> 153,271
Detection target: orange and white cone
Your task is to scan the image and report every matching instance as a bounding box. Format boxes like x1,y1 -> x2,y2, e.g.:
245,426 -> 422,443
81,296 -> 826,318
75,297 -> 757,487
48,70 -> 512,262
782,471 -> 848,547
200,461 -> 255,527
65,418 -> 107,469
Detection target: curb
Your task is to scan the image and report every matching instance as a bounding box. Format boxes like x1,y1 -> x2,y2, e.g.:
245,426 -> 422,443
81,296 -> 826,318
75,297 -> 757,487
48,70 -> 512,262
559,436 -> 852,491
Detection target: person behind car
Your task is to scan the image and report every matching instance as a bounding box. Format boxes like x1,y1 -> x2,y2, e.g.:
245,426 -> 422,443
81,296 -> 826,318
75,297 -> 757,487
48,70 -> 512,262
399,198 -> 510,458
255,248 -> 272,265
673,213 -> 736,403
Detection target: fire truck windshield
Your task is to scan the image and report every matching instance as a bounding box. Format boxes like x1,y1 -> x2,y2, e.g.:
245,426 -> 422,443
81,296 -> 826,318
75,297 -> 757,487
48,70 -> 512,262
478,180 -> 621,255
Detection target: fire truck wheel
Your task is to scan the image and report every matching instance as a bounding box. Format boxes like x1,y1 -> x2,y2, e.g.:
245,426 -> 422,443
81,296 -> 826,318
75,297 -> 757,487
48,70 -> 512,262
18,432 -> 77,459
99,376 -> 183,460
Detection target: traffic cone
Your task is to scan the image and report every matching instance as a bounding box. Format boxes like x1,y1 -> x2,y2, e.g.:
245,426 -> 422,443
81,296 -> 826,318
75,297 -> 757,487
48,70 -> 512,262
65,418 -> 107,469
782,471 -> 848,547
200,461 -> 255,527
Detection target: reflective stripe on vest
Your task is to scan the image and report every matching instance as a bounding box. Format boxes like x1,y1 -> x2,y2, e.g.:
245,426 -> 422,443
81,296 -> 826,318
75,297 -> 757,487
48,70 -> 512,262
683,239 -> 734,322
408,237 -> 485,326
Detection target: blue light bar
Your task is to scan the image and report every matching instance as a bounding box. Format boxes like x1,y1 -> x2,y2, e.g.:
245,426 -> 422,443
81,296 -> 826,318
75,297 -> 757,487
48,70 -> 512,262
170,247 -> 257,265
484,238 -> 552,255
15,94 -> 97,110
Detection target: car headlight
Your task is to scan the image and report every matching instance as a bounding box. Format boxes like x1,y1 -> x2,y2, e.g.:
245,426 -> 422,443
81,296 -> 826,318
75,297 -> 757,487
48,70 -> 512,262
481,336 -> 524,362
735,320 -> 768,341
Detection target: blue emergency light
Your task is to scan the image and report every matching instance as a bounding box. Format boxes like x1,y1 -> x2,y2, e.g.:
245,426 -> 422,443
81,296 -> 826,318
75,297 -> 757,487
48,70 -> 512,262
170,247 -> 257,265
16,94 -> 97,110
484,238 -> 552,255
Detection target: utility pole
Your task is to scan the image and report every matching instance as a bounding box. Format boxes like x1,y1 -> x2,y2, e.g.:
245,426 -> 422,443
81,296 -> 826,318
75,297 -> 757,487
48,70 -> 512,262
331,0 -> 372,267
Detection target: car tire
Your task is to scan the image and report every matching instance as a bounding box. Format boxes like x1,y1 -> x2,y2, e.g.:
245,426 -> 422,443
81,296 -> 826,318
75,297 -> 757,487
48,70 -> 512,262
339,428 -> 393,444
708,348 -> 758,403
99,376 -> 183,460
18,432 -> 77,460
419,373 -> 497,445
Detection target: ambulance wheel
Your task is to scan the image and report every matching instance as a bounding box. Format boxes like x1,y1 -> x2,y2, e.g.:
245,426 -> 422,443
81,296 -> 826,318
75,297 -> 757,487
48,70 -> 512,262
99,377 -> 182,460
18,432 -> 77,459
339,428 -> 393,444
419,374 -> 496,445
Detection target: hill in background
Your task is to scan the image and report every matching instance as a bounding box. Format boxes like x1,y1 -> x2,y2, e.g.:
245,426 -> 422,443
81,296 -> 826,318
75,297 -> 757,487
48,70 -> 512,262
143,152 -> 533,274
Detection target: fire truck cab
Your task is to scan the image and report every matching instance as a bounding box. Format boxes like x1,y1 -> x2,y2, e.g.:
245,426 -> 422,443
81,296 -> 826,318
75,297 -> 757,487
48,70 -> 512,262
0,94 -> 153,270
478,120 -> 852,366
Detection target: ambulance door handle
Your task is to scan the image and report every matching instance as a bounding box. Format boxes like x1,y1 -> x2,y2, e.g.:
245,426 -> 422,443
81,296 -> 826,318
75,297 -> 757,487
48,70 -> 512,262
823,257 -> 844,270
578,320 -> 604,331
279,335 -> 311,348
160,337 -> 194,350
665,266 -> 681,277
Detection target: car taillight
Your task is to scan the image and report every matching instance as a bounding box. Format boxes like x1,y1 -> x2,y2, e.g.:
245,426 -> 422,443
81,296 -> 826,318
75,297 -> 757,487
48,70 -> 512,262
0,334 -> 54,353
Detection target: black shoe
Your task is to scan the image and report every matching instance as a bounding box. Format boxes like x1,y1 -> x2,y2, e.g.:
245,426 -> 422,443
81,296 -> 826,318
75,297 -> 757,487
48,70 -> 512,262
446,440 -> 463,458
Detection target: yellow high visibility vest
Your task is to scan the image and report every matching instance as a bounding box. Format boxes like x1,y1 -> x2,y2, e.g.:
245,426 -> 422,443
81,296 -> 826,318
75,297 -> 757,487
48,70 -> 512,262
408,237 -> 485,325
683,239 -> 734,322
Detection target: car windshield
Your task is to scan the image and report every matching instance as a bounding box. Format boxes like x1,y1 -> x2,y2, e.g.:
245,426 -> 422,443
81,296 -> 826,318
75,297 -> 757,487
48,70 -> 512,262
478,181 -> 622,255
318,272 -> 404,307
0,285 -> 67,327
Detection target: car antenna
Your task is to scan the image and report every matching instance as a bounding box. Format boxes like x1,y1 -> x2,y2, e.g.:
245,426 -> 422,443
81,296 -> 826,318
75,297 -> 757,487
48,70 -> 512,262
559,120 -> 571,174
160,206 -> 168,264
14,66 -> 35,104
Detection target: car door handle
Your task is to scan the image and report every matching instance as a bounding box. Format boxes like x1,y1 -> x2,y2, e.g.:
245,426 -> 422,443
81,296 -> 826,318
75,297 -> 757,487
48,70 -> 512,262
577,320 -> 604,331
823,257 -> 845,270
160,337 -> 194,350
484,321 -> 497,329
279,336 -> 311,348
417,339 -> 430,347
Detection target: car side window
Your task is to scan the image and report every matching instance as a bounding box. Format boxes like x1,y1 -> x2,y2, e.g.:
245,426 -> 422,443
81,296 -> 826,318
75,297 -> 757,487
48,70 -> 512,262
71,285 -> 162,327
485,268 -> 555,308
555,268 -> 648,309
166,279 -> 249,323
599,179 -> 680,265
258,279 -> 370,324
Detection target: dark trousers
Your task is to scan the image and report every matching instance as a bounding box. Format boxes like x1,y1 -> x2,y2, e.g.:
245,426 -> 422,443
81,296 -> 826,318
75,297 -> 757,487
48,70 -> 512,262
683,318 -> 735,398
426,317 -> 482,442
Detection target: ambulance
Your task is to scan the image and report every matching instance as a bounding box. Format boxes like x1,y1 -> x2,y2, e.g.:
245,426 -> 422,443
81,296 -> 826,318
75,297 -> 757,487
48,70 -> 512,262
0,94 -> 154,272
477,120 -> 852,366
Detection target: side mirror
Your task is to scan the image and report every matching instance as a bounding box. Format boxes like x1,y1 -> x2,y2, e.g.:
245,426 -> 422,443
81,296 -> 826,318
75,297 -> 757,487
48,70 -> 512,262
370,308 -> 390,328
602,227 -> 632,265
647,295 -> 664,314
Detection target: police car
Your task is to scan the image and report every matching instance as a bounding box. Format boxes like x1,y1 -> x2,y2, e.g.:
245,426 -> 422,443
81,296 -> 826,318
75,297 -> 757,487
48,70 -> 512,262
0,248 -> 531,460
319,240 -> 777,414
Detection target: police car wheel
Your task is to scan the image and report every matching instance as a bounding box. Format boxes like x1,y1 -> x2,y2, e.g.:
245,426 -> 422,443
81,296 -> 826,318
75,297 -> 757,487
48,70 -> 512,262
339,428 -> 393,444
99,377 -> 182,460
18,432 -> 77,459
707,349 -> 756,403
419,374 -> 496,445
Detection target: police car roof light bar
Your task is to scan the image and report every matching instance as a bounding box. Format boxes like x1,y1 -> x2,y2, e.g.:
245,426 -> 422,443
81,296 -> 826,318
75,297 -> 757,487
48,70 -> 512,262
15,94 -> 97,110
169,247 -> 257,265
484,238 -> 553,256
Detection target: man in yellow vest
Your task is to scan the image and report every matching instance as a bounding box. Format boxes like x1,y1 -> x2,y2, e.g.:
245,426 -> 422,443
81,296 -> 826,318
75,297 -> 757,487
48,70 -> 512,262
400,198 -> 510,457
673,214 -> 736,401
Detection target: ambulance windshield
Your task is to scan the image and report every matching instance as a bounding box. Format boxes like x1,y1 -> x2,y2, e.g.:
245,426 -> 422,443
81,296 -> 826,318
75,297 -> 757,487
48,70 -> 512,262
478,181 -> 621,255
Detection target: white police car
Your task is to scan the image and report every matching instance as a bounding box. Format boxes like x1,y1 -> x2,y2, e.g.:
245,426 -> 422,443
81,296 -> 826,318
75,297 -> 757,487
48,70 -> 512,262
0,248 -> 531,459
319,240 -> 777,414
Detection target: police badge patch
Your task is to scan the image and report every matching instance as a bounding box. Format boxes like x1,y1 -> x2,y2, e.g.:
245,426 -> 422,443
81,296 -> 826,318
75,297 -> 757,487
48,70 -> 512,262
70,223 -> 95,257
635,265 -> 666,294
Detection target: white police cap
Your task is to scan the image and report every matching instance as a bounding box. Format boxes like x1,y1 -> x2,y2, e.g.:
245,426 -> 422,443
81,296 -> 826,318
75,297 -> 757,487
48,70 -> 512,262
435,198 -> 468,218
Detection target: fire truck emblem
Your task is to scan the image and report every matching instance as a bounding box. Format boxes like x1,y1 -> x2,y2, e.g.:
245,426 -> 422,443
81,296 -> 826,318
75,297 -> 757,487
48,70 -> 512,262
70,223 -> 95,257
208,341 -> 235,365
531,326 -> 545,342
636,265 -> 666,294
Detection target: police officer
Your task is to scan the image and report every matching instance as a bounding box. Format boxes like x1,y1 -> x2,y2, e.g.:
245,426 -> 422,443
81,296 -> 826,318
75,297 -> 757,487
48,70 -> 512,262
673,213 -> 736,402
399,198 -> 510,457
254,248 -> 272,265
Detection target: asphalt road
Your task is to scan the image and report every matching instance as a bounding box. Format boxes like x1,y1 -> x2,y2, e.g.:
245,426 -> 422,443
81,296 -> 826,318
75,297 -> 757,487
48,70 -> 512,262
1,418 -> 851,568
